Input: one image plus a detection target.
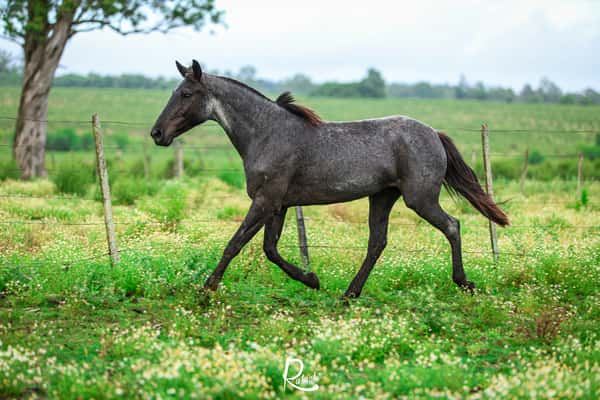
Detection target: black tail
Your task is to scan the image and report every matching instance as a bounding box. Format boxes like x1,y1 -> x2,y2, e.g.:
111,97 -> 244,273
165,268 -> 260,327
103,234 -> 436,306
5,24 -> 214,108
438,132 -> 509,226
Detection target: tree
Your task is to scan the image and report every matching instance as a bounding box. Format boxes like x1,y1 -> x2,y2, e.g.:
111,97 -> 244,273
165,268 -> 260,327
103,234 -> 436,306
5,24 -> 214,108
0,49 -> 21,85
359,68 -> 386,98
455,74 -> 468,99
0,1 -> 223,179
519,84 -> 542,103
282,73 -> 314,95
236,65 -> 257,83
538,77 -> 562,103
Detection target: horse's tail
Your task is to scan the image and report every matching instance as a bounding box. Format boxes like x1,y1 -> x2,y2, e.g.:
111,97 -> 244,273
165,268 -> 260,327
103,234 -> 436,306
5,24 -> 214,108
438,131 -> 509,226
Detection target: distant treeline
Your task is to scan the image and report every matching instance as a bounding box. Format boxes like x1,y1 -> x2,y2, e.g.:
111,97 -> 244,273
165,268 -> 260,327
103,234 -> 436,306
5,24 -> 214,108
0,50 -> 598,105
54,73 -> 180,89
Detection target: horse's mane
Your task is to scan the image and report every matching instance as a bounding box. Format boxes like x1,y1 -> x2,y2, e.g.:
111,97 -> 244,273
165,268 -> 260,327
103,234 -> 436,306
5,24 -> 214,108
275,92 -> 323,126
218,76 -> 323,126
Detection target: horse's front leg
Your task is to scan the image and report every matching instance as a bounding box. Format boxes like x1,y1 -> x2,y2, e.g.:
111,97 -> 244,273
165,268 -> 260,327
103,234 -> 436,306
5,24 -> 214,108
204,198 -> 272,291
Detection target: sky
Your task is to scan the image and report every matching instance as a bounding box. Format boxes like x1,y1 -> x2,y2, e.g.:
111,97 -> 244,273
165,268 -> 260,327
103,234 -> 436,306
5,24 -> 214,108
1,0 -> 599,91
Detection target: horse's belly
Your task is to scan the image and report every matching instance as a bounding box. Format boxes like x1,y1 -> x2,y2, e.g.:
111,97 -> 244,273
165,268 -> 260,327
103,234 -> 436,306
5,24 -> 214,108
283,172 -> 391,206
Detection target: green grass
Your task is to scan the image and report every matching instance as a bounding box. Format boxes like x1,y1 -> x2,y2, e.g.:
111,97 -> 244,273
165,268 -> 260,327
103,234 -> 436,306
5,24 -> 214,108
0,86 -> 599,156
0,175 -> 598,399
0,86 -> 599,398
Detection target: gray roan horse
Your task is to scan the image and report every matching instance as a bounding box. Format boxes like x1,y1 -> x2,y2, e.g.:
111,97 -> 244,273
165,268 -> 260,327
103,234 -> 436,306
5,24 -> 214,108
151,60 -> 509,299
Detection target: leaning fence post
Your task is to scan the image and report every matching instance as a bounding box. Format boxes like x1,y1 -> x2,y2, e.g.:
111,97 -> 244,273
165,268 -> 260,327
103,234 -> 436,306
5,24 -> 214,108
175,139 -> 184,178
295,206 -> 310,271
143,139 -> 150,179
481,123 -> 499,261
92,114 -> 119,265
577,152 -> 583,200
520,148 -> 529,195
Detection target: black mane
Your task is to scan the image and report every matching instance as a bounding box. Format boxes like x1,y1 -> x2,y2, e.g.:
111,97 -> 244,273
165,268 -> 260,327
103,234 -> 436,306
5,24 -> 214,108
218,76 -> 323,126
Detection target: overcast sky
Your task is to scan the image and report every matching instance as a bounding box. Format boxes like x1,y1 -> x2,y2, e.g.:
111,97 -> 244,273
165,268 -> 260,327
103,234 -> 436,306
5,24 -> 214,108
1,0 -> 599,91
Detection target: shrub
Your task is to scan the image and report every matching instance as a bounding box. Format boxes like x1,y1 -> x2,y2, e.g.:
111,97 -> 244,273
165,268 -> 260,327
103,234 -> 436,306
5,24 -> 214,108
126,158 -> 148,178
0,157 -> 20,180
218,170 -> 245,189
491,159 -> 520,180
47,128 -> 80,151
109,132 -> 131,150
46,128 -> 94,151
581,188 -> 588,206
216,206 -> 244,221
112,177 -> 159,205
528,150 -> 545,165
580,144 -> 600,160
52,160 -> 95,196
139,181 -> 188,229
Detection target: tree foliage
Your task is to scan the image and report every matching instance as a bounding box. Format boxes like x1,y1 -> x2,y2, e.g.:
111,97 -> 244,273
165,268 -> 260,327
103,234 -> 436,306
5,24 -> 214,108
0,49 -> 20,85
311,68 -> 387,98
0,1 -> 223,43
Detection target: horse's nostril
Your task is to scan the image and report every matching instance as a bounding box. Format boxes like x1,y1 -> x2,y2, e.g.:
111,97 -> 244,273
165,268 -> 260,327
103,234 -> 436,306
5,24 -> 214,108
151,128 -> 163,140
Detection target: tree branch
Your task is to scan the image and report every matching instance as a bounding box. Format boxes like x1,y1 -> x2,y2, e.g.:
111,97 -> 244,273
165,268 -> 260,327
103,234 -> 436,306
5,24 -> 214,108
0,33 -> 23,46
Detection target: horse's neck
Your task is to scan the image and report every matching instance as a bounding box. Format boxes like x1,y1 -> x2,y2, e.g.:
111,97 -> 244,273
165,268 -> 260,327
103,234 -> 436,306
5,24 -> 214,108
207,76 -> 278,159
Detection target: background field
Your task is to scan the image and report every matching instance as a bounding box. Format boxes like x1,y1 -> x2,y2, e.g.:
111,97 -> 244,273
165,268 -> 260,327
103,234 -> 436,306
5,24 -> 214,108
1,87 -> 599,399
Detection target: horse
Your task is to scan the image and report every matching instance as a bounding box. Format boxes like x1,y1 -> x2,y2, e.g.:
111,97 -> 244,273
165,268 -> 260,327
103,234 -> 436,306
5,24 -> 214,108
151,60 -> 509,299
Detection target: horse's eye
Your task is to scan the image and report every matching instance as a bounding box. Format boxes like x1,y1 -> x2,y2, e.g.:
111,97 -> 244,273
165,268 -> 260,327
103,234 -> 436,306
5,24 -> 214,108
181,91 -> 192,98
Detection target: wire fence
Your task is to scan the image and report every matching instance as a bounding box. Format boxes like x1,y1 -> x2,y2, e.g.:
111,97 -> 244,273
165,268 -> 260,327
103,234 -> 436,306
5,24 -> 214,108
2,239 -> 587,272
1,114 -> 599,271
1,115 -> 598,133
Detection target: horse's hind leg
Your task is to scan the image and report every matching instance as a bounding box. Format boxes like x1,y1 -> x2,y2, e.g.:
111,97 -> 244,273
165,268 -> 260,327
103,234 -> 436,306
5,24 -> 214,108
403,187 -> 475,292
344,188 -> 401,298
263,208 -> 320,289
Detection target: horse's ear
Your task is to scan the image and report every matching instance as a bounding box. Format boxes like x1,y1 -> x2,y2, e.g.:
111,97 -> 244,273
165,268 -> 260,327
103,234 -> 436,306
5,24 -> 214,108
192,59 -> 203,81
175,61 -> 187,78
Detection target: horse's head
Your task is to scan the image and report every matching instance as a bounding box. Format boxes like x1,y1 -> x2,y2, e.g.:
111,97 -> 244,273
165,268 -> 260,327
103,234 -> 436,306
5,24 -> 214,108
151,60 -> 212,146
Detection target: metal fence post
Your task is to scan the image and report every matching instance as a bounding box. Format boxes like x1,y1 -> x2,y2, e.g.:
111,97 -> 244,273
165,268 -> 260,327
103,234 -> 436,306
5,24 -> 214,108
92,114 -> 119,265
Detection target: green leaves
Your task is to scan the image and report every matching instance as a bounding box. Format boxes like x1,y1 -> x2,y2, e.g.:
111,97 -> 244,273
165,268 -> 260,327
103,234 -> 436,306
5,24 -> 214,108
0,0 -> 224,42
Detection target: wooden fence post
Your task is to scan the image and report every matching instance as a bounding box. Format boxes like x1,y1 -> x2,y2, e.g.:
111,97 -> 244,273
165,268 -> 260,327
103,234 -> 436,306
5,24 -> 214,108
143,140 -> 150,179
577,151 -> 583,200
92,114 -> 119,265
295,206 -> 310,271
520,148 -> 528,195
175,140 -> 184,178
481,123 -> 499,261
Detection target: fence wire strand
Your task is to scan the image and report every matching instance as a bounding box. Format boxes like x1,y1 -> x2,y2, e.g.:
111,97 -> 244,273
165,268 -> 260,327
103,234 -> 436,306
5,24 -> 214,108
1,115 -> 598,271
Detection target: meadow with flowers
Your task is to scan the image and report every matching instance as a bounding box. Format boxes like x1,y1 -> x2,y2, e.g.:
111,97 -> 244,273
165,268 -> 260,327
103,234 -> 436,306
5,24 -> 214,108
0,88 -> 599,398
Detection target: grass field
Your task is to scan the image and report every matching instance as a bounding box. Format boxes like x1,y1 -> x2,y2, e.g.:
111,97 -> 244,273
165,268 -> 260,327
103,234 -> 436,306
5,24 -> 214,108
1,86 -> 599,399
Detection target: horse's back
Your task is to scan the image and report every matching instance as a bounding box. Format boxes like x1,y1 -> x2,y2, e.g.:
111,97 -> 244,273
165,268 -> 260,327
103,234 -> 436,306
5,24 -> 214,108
283,115 -> 446,205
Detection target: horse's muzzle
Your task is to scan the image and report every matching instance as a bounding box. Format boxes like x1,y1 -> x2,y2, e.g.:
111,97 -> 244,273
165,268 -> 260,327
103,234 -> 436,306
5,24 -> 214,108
150,128 -> 172,146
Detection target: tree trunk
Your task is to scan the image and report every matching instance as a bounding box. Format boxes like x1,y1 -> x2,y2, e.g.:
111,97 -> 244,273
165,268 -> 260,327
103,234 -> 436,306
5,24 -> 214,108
13,11 -> 73,180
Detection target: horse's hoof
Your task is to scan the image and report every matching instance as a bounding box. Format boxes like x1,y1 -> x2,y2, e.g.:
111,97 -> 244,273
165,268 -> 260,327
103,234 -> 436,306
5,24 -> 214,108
304,272 -> 320,290
460,280 -> 476,295
203,276 -> 220,291
342,290 -> 360,300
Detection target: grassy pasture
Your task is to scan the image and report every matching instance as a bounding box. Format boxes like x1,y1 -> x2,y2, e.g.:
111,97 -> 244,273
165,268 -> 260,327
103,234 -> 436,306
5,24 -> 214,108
0,87 -> 599,398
